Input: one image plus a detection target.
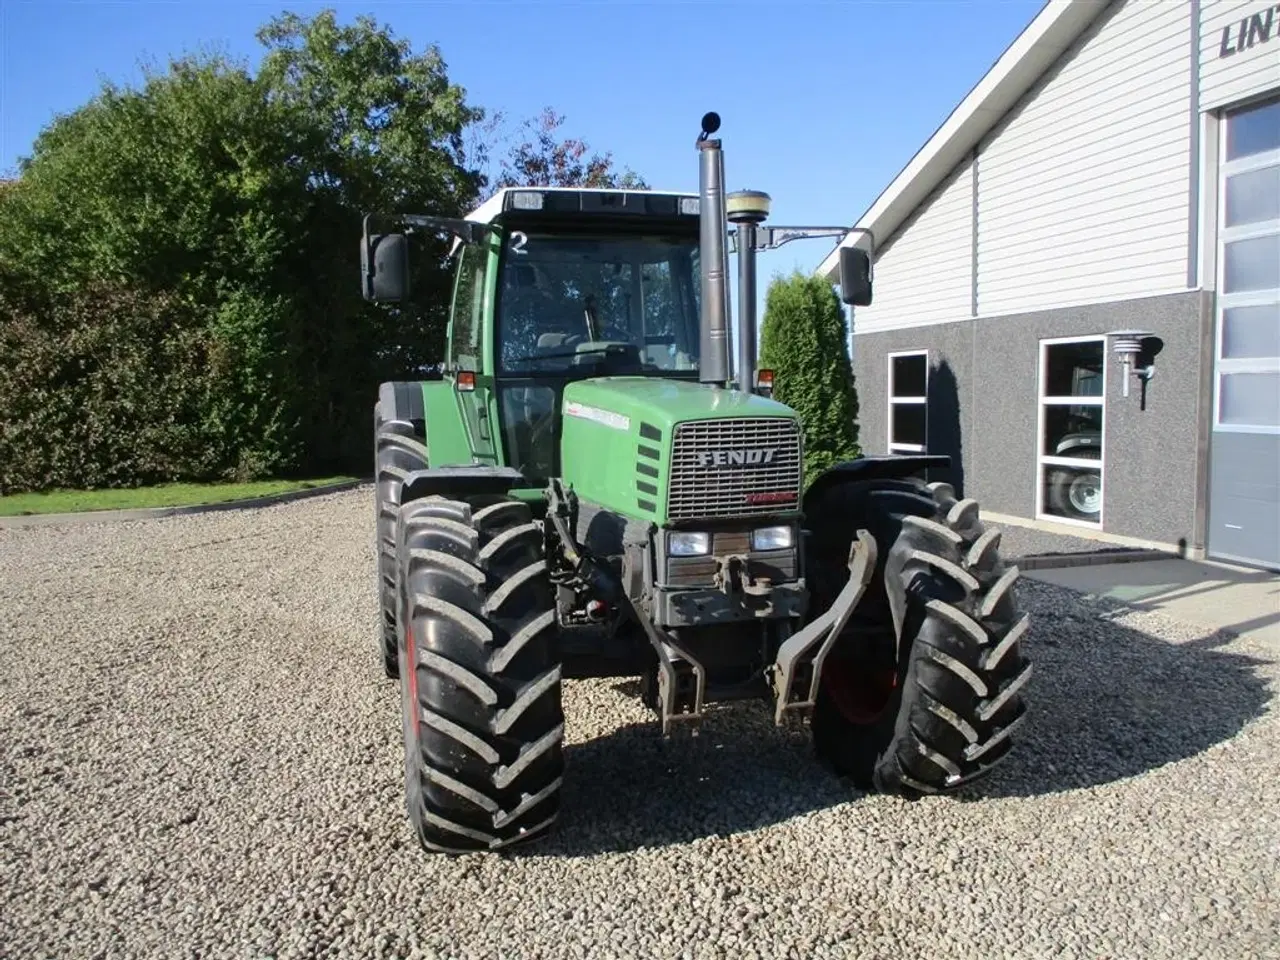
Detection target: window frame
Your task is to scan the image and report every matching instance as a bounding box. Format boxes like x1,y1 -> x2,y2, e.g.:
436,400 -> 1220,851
1035,334 -> 1107,528
887,349 -> 929,454
1214,96 -> 1280,436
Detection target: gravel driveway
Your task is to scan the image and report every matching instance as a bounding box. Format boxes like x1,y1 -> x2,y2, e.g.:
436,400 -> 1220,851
3,486 -> 1278,960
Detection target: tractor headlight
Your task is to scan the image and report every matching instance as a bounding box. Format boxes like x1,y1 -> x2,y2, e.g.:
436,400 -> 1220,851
751,525 -> 793,552
668,532 -> 711,557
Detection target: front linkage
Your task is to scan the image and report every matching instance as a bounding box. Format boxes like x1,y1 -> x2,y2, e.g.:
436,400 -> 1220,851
543,479 -> 708,736
542,477 -> 882,736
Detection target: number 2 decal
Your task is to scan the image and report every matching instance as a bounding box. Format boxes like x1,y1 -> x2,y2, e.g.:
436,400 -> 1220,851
509,231 -> 528,255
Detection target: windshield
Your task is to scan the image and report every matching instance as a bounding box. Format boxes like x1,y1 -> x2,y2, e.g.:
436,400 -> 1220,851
496,230 -> 702,375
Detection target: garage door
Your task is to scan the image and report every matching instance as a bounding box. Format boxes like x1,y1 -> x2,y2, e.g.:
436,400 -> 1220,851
1208,93 -> 1280,571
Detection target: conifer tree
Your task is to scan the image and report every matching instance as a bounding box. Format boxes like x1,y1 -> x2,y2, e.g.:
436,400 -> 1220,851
757,271 -> 861,487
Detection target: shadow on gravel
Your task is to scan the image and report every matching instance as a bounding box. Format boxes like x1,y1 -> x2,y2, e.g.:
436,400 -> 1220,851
517,579 -> 1273,857
529,701 -> 844,858
974,579 -> 1273,800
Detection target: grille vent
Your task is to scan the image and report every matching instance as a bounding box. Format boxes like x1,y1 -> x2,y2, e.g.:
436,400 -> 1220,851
666,417 -> 802,521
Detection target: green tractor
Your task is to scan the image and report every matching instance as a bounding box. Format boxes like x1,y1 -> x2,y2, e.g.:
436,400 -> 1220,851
361,113 -> 1031,854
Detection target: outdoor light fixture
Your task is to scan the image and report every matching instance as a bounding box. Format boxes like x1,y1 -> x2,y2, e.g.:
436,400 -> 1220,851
1107,329 -> 1164,403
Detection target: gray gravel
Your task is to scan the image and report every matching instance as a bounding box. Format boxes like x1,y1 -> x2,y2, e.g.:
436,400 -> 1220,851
2,485 -> 1278,960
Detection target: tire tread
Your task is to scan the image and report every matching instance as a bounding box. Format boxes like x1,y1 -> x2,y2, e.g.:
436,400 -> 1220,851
374,399 -> 428,678
396,495 -> 564,853
807,476 -> 1031,796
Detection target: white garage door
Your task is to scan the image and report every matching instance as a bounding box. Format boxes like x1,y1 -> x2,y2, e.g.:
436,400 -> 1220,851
1208,93 -> 1280,571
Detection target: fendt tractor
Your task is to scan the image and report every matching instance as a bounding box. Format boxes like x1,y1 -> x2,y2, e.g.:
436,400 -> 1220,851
360,113 -> 1032,854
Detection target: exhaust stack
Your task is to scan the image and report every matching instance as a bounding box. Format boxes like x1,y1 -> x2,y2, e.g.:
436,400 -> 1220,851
697,112 -> 730,389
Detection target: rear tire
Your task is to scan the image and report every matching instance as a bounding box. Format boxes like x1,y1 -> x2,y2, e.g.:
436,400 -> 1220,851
374,386 -> 428,678
806,478 -> 1031,796
396,493 -> 565,853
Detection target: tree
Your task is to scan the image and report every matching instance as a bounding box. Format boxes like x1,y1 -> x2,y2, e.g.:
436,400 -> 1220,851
0,9 -> 484,490
486,107 -> 648,190
0,8 -> 649,493
757,271 -> 861,486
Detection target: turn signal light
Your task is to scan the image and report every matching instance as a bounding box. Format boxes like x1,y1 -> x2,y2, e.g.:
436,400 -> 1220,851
456,370 -> 476,392
756,369 -> 774,395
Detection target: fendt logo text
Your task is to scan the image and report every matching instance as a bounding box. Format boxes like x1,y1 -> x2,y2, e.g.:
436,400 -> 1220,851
695,448 -> 777,468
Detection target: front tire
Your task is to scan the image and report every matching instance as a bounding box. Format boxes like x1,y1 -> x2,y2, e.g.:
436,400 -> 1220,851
396,493 -> 565,853
806,478 -> 1031,796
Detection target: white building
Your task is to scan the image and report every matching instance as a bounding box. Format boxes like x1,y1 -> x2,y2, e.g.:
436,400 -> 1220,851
819,0 -> 1279,571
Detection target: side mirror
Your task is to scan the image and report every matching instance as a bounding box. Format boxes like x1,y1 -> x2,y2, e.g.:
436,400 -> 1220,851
362,233 -> 410,302
838,246 -> 872,306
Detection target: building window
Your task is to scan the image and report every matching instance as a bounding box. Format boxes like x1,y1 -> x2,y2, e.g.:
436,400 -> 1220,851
888,350 -> 928,454
1037,336 -> 1105,525
1216,95 -> 1280,434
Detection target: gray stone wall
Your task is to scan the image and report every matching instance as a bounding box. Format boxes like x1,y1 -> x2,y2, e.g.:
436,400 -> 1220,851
850,290 -> 1209,549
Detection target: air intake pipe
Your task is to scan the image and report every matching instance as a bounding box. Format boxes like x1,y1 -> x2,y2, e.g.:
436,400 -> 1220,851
727,189 -> 771,395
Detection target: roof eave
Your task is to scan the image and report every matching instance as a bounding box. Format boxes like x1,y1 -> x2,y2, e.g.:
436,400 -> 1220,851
817,0 -> 1111,281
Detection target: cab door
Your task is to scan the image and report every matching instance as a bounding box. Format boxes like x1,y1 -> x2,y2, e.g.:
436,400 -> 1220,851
447,237 -> 502,467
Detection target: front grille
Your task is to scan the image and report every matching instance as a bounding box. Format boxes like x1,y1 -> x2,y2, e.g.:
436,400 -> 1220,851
666,417 -> 802,521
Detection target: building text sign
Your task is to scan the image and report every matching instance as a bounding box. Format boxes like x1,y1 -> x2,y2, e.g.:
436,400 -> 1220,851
1219,3 -> 1280,57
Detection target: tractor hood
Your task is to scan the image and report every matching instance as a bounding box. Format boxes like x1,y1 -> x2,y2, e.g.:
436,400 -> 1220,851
559,377 -> 804,526
564,376 -> 796,433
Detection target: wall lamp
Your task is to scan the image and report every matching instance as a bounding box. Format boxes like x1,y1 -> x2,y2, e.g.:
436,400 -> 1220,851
1107,329 -> 1165,407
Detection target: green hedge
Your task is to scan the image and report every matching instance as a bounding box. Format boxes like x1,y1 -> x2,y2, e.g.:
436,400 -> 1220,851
0,11 -> 648,495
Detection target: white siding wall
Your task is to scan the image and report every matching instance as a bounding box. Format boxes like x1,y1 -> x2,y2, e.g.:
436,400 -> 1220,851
976,0 -> 1193,318
850,158 -> 973,335
1200,0 -> 1280,110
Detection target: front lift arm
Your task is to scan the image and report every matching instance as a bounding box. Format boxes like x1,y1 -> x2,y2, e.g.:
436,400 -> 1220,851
771,528 -> 878,725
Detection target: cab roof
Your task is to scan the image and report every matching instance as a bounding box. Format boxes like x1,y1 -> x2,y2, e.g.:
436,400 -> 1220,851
449,186 -> 701,255
464,186 -> 699,226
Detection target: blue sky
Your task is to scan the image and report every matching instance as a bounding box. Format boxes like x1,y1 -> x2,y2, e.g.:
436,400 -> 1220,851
1,0 -> 1044,291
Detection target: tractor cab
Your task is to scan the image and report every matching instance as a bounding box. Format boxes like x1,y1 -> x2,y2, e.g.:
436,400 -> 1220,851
364,186 -> 707,485
478,189 -> 705,482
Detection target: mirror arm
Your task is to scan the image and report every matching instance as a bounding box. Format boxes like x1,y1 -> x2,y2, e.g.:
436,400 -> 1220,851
751,226 -> 875,253
363,212 -> 499,243
397,215 -> 501,244
361,213 -> 501,300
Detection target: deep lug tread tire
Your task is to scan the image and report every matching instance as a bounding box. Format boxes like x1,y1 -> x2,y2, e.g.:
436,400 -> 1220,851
396,495 -> 565,854
807,477 -> 1031,797
374,397 -> 428,678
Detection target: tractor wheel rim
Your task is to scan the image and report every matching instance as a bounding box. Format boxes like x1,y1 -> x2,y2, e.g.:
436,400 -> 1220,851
822,659 -> 898,725
1068,474 -> 1101,514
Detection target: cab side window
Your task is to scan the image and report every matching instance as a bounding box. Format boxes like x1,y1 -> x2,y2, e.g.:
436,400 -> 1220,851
449,243 -> 487,372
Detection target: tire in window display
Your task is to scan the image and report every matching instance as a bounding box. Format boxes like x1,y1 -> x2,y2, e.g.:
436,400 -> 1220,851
1045,434 -> 1101,521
